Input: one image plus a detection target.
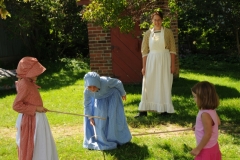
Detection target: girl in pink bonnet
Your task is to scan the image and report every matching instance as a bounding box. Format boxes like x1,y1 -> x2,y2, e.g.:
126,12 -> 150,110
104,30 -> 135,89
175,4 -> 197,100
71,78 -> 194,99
13,57 -> 58,160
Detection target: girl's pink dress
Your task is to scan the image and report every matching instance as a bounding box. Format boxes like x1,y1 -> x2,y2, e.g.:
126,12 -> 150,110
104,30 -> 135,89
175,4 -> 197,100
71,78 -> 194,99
194,110 -> 221,160
195,143 -> 221,160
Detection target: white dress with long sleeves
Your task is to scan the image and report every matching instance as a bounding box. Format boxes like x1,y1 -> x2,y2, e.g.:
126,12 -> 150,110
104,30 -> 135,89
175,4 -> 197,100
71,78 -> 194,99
138,28 -> 175,113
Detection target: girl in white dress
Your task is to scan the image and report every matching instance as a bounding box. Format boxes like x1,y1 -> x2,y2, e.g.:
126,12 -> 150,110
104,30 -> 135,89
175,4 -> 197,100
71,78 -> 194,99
135,11 -> 177,117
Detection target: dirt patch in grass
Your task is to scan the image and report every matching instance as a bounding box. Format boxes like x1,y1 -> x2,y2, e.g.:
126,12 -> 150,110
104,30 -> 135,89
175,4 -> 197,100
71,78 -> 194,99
1,123 -> 239,139
1,127 -> 16,139
0,125 -> 83,139
1,125 -> 193,139
130,126 -> 193,137
51,125 -> 83,138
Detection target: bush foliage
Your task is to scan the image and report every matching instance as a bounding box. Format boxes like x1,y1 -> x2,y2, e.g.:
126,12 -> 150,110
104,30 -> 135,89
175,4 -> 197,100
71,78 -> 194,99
1,0 -> 89,60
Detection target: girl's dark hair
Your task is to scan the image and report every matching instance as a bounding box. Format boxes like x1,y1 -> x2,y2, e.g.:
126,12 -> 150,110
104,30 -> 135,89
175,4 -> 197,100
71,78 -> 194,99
151,11 -> 163,20
191,81 -> 219,110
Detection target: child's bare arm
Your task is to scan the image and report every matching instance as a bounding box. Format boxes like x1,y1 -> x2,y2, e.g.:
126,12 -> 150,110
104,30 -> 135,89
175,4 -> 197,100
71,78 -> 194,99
190,112 -> 212,156
192,124 -> 195,131
216,113 -> 221,125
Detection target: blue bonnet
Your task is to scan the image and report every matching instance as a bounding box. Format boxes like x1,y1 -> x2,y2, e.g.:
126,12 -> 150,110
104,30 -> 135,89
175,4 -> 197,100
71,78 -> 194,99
84,72 -> 101,88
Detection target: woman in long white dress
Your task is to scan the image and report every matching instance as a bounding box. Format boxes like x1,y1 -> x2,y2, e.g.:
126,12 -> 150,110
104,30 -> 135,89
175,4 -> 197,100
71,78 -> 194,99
135,11 -> 177,117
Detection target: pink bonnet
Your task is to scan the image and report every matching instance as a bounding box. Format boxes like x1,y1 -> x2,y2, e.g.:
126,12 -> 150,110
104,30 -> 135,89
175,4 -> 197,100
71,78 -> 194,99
16,57 -> 46,78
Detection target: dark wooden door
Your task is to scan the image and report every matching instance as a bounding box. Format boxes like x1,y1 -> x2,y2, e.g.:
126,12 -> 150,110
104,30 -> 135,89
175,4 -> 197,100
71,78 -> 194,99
111,25 -> 143,84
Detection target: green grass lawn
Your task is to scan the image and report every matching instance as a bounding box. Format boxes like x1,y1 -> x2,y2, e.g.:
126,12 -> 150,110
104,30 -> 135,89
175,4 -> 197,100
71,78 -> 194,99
1,55 -> 240,160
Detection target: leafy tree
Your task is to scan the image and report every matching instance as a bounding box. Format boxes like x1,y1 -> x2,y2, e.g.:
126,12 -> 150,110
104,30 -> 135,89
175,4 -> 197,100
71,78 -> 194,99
0,0 -> 10,19
1,0 -> 88,60
1,0 -> 179,58
81,0 -> 179,33
178,0 -> 240,55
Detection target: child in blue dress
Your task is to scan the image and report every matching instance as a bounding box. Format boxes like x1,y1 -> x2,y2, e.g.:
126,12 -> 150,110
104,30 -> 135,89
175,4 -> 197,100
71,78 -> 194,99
83,72 -> 132,150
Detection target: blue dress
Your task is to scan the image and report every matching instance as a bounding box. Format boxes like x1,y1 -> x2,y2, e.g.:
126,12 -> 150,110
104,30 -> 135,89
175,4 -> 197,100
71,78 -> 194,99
83,73 -> 132,150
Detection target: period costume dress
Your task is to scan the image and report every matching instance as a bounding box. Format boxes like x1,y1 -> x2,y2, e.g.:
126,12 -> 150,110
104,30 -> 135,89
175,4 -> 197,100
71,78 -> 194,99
138,27 -> 176,114
13,57 -> 58,160
83,72 -> 132,150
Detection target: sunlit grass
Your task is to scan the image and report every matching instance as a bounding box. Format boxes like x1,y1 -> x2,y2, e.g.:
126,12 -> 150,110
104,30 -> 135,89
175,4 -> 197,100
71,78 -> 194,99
1,56 -> 240,159
0,138 -> 17,160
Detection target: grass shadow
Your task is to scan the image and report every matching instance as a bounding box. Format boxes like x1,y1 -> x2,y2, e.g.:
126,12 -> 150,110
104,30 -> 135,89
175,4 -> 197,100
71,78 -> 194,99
38,61 -> 87,91
173,77 -> 240,99
103,142 -> 150,160
180,54 -> 240,80
0,89 -> 16,98
0,60 -> 88,98
0,74 -> 17,98
125,77 -> 240,128
124,84 -> 142,94
155,142 -> 193,160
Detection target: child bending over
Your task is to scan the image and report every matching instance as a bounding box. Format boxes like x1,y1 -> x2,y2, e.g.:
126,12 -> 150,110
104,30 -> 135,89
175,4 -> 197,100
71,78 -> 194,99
83,72 -> 131,150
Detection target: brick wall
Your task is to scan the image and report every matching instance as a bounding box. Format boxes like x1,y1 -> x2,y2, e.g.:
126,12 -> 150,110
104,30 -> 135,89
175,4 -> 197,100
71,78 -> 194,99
87,23 -> 113,76
86,0 -> 179,77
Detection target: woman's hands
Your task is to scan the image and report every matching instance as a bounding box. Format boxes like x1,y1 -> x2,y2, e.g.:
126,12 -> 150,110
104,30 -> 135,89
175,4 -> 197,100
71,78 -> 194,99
170,53 -> 176,74
122,95 -> 126,101
142,68 -> 146,76
142,56 -> 147,76
36,106 -> 48,113
171,65 -> 176,74
90,118 -> 95,126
